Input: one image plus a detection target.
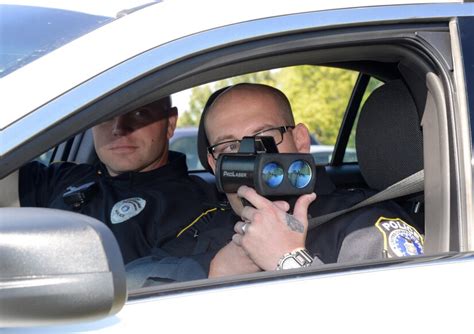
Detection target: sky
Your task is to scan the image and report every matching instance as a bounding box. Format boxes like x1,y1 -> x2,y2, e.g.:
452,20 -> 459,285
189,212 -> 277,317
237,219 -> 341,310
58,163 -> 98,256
172,88 -> 193,114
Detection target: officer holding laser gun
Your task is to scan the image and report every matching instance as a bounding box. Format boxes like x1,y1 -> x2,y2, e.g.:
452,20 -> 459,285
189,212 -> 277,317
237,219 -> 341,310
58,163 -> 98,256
198,83 -> 424,277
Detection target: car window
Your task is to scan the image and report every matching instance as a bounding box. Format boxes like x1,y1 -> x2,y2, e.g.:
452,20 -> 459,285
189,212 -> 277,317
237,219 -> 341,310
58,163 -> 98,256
0,1 -> 155,78
174,65 -> 360,166
0,4 -> 111,77
38,65 -> 358,169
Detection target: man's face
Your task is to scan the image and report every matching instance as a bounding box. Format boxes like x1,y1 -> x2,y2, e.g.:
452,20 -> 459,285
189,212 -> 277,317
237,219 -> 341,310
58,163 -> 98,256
92,105 -> 177,176
204,88 -> 310,214
205,88 -> 309,172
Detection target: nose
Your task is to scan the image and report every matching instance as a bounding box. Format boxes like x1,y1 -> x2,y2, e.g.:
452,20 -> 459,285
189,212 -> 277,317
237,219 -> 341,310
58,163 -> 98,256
111,115 -> 132,136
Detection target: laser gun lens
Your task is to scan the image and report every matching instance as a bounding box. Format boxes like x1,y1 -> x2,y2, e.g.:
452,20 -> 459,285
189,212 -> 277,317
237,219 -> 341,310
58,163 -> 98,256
262,162 -> 284,188
288,160 -> 312,189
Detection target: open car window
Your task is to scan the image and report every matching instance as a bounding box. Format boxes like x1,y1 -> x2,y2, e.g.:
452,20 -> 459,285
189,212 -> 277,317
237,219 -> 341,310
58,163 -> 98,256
41,65 -> 375,170
171,66 -> 381,169
2,2 -> 474,330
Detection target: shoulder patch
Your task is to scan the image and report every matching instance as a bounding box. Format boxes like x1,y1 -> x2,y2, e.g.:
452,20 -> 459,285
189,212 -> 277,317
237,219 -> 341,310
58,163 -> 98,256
111,197 -> 146,224
375,217 -> 424,258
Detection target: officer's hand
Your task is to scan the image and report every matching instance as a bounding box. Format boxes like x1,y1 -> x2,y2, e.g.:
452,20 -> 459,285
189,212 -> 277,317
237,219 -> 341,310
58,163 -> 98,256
233,185 -> 316,271
208,241 -> 261,278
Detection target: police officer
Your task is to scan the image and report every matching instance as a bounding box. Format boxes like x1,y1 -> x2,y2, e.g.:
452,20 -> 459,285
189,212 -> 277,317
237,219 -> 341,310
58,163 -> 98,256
198,83 -> 424,277
3,97 -> 217,264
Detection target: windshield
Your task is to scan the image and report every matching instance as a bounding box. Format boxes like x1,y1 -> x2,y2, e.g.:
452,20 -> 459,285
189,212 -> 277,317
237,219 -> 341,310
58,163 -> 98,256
0,1 -> 156,78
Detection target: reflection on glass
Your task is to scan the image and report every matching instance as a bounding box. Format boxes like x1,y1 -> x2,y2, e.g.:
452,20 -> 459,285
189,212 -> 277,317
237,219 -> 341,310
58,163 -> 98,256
262,162 -> 284,188
288,160 -> 312,188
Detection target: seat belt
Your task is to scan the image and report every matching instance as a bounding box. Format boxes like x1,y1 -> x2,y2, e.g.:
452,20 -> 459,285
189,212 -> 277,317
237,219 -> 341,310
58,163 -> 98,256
308,169 -> 424,230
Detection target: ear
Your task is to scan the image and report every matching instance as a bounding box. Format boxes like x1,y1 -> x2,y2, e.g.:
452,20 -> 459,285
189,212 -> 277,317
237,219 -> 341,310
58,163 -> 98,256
207,152 -> 217,173
166,107 -> 178,139
293,123 -> 311,153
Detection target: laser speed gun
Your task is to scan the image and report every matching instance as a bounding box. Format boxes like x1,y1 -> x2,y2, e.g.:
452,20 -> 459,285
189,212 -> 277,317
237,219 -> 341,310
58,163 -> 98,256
216,136 -> 316,196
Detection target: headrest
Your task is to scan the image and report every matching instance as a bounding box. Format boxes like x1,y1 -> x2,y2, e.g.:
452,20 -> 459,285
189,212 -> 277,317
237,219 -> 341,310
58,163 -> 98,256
197,86 -> 231,173
356,80 -> 423,190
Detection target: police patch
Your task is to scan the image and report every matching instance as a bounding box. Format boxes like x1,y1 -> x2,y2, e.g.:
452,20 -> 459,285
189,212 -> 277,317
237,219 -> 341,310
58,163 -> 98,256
110,197 -> 146,224
375,217 -> 424,258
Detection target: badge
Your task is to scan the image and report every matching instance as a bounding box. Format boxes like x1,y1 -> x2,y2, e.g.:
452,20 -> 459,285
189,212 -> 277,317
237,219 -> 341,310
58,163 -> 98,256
110,197 -> 146,224
375,217 -> 424,258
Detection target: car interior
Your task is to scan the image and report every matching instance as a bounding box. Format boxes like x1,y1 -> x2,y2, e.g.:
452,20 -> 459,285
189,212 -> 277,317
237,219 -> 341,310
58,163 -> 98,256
44,64 -> 431,231
2,22 -> 457,292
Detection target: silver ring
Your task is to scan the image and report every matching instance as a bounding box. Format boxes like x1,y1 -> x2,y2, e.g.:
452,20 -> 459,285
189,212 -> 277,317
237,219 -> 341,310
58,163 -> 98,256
241,222 -> 249,235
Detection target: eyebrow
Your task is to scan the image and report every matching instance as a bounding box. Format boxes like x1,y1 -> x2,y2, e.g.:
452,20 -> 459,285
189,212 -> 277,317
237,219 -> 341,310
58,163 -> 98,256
212,134 -> 237,144
212,124 -> 277,144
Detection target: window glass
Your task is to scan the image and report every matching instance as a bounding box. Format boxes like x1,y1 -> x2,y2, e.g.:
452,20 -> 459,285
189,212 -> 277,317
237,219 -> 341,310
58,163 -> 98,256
0,1 -> 154,78
0,4 -> 111,78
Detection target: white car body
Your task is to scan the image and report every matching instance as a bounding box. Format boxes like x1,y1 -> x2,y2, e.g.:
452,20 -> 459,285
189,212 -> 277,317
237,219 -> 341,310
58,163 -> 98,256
1,0 -> 474,332
8,257 -> 474,333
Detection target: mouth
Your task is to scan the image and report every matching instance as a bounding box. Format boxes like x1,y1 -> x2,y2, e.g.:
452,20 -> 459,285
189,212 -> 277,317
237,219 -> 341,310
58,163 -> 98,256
109,145 -> 137,153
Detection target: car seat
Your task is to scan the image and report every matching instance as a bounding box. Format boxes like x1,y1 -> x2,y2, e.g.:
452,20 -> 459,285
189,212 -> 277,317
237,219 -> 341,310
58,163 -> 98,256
355,79 -> 424,229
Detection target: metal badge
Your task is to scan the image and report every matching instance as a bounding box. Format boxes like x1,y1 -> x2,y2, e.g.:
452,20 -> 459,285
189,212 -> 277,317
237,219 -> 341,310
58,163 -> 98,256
110,197 -> 146,224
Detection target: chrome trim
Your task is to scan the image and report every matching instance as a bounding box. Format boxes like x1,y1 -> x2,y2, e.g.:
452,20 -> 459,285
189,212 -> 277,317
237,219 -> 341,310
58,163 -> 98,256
1,3 -> 474,159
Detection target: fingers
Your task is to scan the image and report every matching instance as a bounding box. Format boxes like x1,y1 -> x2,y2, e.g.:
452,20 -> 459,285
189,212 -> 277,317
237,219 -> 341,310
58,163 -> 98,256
232,233 -> 243,246
240,205 -> 257,222
237,185 -> 271,209
293,193 -> 317,222
234,221 -> 250,235
234,221 -> 244,234
239,186 -> 290,221
273,200 -> 290,212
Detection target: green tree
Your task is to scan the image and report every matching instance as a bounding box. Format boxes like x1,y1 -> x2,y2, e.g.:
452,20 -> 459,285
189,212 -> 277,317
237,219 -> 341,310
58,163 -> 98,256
213,70 -> 277,88
177,71 -> 277,127
276,66 -> 358,145
177,66 -> 360,146
177,85 -> 212,127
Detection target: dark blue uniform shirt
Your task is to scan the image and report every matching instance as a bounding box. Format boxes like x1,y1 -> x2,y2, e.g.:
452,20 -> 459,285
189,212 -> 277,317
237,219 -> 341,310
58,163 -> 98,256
19,151 -> 217,264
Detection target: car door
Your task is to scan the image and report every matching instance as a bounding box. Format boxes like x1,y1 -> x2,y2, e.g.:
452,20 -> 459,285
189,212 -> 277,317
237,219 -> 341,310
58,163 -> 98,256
2,1 -> 474,332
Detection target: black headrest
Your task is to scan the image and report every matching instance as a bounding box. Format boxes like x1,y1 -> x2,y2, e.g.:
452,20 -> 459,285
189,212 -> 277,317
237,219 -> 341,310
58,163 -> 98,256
197,86 -> 231,173
356,80 -> 423,190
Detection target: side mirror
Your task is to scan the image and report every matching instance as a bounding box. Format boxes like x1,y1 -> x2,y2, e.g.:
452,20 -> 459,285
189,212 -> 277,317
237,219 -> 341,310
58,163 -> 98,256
0,208 -> 127,327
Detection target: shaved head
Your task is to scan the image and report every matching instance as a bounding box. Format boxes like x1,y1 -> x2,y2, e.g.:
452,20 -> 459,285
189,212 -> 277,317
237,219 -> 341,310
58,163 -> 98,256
201,82 -> 311,215
205,84 -> 295,137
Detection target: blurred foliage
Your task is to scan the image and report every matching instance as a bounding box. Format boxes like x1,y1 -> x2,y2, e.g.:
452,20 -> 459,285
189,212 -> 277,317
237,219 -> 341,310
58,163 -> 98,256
177,85 -> 212,127
177,71 -> 277,127
277,66 -> 357,145
177,66 -> 383,147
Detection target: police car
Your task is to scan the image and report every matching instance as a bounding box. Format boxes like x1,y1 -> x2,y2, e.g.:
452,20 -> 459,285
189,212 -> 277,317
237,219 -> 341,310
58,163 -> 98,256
1,0 -> 474,332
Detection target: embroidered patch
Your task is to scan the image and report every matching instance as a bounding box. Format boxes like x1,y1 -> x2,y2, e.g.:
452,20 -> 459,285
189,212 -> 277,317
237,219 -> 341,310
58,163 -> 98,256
110,197 -> 146,224
375,217 -> 424,258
